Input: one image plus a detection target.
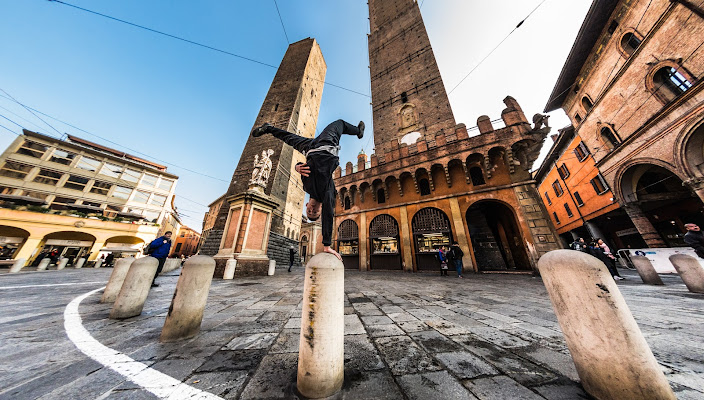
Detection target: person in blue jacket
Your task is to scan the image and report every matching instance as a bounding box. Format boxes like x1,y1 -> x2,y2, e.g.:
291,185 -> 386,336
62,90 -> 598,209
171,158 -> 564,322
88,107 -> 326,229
147,231 -> 172,287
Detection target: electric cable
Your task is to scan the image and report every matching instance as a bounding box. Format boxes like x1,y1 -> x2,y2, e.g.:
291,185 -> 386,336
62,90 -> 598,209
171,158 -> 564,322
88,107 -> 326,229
0,88 -> 63,138
273,0 -> 290,44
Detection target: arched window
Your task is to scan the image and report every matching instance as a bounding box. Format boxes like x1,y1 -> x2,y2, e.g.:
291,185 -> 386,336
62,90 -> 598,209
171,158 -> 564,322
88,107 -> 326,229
600,127 -> 620,150
653,66 -> 692,103
469,166 -> 485,186
574,113 -> 582,123
620,32 -> 641,56
286,228 -> 290,238
344,196 -> 351,210
400,91 -> 408,103
419,178 -> 431,196
582,96 -> 593,112
377,188 -> 386,204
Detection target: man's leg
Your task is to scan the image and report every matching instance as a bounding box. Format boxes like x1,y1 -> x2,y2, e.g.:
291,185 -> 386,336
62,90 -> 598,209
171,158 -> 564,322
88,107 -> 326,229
312,120 -> 363,148
254,125 -> 314,155
456,260 -> 463,277
152,257 -> 166,286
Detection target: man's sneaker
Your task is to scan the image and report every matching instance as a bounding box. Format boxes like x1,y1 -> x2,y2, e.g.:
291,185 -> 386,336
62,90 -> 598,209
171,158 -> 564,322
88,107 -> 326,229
357,121 -> 365,139
251,123 -> 272,138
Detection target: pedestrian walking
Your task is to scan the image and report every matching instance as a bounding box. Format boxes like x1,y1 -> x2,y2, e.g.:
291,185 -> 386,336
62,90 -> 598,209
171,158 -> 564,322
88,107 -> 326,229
288,246 -> 297,272
570,237 -> 588,252
147,231 -> 172,287
438,246 -> 449,276
251,119 -> 364,261
683,223 -> 704,258
449,241 -> 464,278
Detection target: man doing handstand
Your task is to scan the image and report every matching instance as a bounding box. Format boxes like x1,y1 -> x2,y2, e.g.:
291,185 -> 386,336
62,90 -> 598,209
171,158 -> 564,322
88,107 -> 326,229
251,119 -> 364,260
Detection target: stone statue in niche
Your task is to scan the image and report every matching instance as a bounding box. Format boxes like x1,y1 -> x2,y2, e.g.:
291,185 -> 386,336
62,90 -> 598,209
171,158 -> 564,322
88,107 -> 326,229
399,104 -> 418,129
511,114 -> 551,171
250,149 -> 275,187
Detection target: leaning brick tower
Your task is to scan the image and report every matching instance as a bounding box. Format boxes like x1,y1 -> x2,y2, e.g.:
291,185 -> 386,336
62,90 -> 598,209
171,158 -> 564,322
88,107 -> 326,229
200,38 -> 326,270
368,0 -> 456,155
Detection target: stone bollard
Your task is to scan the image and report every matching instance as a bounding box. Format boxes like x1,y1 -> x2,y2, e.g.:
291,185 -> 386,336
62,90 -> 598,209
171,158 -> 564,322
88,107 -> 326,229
57,258 -> 69,270
223,259 -> 237,280
630,256 -> 664,285
94,259 -> 103,269
669,254 -> 704,294
297,253 -> 344,399
9,258 -> 26,273
37,258 -> 50,271
101,257 -> 135,303
110,257 -> 159,319
74,258 -> 86,269
268,260 -> 276,276
160,256 -> 216,342
538,250 -> 675,400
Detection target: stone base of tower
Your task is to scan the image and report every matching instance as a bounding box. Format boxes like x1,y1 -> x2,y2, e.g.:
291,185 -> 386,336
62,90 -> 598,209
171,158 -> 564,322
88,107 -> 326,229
213,255 -> 271,278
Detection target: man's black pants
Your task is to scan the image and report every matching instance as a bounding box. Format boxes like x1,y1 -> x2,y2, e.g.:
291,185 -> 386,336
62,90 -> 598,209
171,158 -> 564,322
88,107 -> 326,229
264,119 -> 361,155
153,257 -> 166,283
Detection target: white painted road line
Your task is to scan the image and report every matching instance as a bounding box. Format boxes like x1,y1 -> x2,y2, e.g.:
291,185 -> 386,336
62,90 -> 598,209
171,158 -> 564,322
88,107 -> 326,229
0,281 -> 106,290
64,287 -> 223,400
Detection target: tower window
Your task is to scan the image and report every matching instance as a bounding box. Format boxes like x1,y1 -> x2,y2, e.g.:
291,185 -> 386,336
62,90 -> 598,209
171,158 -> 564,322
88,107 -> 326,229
401,92 -> 408,103
652,66 -> 692,103
582,96 -> 593,112
377,188 -> 386,204
469,167 -> 485,186
600,127 -> 620,150
274,103 -> 279,111
344,196 -> 351,210
419,178 -> 431,196
620,32 -> 641,56
574,113 -> 582,123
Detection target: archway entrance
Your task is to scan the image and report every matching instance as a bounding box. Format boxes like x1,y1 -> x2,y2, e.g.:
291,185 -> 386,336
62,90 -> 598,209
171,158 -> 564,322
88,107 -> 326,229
621,164 -> 704,247
412,208 -> 453,271
466,201 -> 530,271
369,214 -> 401,270
37,231 -> 96,267
0,226 -> 30,260
337,220 -> 359,270
101,236 -> 145,258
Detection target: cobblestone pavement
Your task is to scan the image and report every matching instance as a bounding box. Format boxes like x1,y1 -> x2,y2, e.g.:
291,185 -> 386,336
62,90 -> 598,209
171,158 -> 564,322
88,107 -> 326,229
1,266 -> 703,399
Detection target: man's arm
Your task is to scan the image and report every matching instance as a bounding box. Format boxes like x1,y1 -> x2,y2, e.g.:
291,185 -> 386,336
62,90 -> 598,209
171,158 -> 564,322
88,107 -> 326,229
684,233 -> 704,254
322,180 -> 341,260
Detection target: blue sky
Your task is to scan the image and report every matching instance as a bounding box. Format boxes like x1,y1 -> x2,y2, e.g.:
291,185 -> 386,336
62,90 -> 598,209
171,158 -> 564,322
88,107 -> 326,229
0,0 -> 592,231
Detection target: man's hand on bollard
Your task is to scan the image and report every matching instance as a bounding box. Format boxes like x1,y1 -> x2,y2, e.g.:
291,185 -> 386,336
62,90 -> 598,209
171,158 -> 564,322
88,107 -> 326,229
324,246 -> 342,261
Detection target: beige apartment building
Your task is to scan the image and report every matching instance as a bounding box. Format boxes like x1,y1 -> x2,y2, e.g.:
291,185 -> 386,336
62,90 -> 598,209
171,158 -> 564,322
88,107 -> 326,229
0,129 -> 179,267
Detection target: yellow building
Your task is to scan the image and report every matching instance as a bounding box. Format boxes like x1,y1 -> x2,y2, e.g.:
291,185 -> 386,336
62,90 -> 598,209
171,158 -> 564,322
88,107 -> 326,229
0,130 -> 179,267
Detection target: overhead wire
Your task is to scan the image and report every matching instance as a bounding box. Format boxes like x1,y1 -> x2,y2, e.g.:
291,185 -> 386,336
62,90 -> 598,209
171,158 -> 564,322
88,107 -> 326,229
448,0 -> 547,95
273,0 -> 290,44
46,0 -> 370,99
0,88 -> 63,138
0,123 -> 20,136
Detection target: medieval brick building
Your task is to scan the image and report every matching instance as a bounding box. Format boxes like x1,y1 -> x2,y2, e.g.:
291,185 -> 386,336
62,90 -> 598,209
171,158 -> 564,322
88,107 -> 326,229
332,0 -> 560,273
543,0 -> 704,248
200,38 -> 325,274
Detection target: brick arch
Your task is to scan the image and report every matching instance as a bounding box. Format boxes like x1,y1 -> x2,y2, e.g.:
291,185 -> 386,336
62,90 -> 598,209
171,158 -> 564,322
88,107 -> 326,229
676,116 -> 704,178
614,158 -> 684,204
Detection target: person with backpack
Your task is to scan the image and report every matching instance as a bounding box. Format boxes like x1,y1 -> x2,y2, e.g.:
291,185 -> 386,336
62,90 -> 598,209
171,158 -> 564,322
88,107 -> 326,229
146,231 -> 172,287
570,237 -> 588,252
449,241 -> 464,278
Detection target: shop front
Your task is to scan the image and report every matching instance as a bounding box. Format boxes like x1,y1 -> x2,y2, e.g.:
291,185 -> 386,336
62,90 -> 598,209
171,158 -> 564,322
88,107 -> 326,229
412,208 -> 453,271
369,214 -> 402,270
337,220 -> 360,270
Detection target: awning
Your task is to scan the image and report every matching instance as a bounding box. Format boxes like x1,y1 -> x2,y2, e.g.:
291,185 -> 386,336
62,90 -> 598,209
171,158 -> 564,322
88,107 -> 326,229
117,211 -> 144,219
67,203 -> 104,213
0,194 -> 47,205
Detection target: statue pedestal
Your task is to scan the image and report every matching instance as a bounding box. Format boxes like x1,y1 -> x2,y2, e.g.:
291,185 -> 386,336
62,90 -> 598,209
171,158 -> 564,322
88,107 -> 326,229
214,183 -> 278,277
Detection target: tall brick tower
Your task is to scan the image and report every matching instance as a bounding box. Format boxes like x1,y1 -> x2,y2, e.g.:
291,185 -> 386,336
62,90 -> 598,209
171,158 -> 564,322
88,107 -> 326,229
201,38 -> 326,271
368,0 -> 456,155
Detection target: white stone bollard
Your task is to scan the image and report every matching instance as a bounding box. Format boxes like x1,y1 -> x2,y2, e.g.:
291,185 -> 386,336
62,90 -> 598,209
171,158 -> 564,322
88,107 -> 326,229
160,256 -> 216,342
538,250 -> 675,400
74,258 -> 86,269
110,257 -> 159,319
297,253 -> 344,399
669,254 -> 704,294
56,258 -> 69,270
268,259 -> 276,276
94,259 -> 103,269
162,258 -> 180,273
9,258 -> 26,273
630,255 -> 664,285
37,258 -> 50,271
223,259 -> 237,280
101,257 -> 135,303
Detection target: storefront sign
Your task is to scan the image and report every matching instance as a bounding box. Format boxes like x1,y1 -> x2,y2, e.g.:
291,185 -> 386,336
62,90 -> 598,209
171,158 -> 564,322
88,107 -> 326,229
45,239 -> 93,247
